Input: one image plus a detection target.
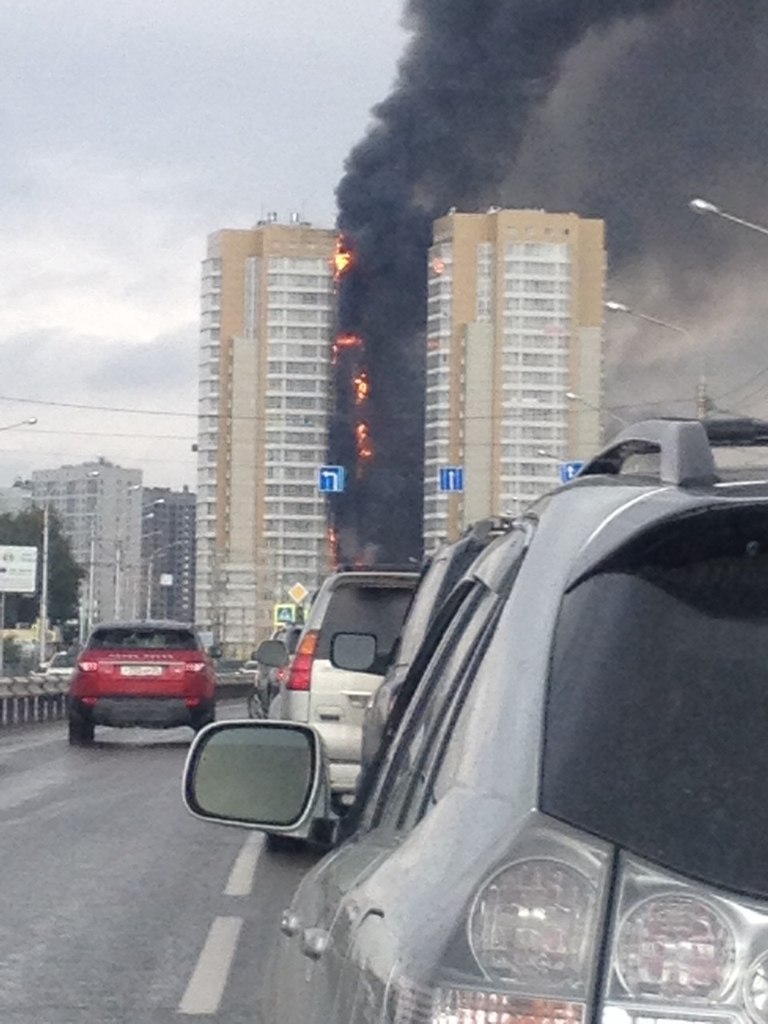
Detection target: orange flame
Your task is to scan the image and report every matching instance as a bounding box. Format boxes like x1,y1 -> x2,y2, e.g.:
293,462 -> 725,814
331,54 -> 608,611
355,421 -> 373,462
327,526 -> 339,570
353,370 -> 371,406
332,333 -> 364,365
332,237 -> 354,281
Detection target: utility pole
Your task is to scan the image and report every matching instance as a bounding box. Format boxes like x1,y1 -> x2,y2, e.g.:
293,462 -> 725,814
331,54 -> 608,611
87,521 -> 96,637
696,376 -> 710,420
114,543 -> 123,619
38,503 -> 50,667
146,552 -> 154,619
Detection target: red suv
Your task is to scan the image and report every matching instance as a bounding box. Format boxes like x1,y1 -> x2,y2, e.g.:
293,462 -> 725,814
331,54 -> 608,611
67,621 -> 216,745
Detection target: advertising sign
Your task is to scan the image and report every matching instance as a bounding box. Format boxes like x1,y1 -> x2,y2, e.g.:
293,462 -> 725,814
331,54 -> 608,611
0,545 -> 38,594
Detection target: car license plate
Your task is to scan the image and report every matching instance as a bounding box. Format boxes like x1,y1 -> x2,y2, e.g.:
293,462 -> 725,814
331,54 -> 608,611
120,664 -> 164,677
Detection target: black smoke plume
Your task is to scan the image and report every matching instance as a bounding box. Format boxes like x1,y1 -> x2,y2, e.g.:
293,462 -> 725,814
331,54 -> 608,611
332,0 -> 768,563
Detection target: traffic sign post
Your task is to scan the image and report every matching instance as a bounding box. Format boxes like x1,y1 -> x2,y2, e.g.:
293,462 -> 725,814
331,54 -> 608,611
318,466 -> 346,493
273,603 -> 297,627
439,467 -> 465,493
559,461 -> 585,484
288,582 -> 309,605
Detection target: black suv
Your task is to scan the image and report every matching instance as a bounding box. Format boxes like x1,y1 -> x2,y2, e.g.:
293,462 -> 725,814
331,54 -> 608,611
183,418 -> 768,1024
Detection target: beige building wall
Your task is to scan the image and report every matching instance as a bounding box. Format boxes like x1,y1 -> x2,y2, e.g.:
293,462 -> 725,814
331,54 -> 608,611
196,218 -> 336,655
424,209 -> 606,548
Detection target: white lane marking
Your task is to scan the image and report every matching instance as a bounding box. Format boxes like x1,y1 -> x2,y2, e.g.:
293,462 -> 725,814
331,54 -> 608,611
178,916 -> 243,1016
224,832 -> 262,896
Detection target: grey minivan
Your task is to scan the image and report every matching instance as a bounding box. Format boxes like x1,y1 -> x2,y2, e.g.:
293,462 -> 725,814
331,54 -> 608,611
184,418 -> 768,1024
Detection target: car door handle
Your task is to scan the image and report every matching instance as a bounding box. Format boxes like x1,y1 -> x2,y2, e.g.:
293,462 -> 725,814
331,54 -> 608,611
280,910 -> 302,938
301,927 -> 330,960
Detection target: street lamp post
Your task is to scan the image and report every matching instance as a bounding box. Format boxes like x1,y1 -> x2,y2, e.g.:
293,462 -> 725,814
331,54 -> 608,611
565,391 -> 628,430
690,198 -> 768,238
604,301 -> 708,418
145,539 -> 185,620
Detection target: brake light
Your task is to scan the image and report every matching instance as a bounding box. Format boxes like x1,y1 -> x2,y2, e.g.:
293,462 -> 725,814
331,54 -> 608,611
78,660 -> 99,672
287,631 -> 319,691
185,696 -> 201,707
185,662 -> 207,673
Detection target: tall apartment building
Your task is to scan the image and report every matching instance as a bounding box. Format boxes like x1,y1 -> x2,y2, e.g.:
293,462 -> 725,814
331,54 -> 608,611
196,215 -> 337,655
424,209 -> 605,548
31,459 -> 142,632
141,485 -> 196,622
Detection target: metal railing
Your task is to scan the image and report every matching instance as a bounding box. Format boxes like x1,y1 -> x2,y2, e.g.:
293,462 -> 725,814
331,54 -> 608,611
0,672 -> 253,729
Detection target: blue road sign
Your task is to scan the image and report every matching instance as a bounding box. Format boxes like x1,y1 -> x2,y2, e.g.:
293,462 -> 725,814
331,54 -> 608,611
439,466 -> 465,493
318,466 -> 346,493
559,460 -> 586,484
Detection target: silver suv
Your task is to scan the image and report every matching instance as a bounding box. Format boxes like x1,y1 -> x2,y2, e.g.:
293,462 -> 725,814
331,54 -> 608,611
267,569 -> 419,801
185,417 -> 768,1024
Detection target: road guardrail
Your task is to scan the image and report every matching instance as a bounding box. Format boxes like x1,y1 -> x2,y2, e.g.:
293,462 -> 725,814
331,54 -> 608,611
0,672 -> 252,729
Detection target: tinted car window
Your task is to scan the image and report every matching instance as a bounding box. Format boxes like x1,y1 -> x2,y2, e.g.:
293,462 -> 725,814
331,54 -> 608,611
316,584 -> 414,665
543,504 -> 768,898
88,628 -> 198,650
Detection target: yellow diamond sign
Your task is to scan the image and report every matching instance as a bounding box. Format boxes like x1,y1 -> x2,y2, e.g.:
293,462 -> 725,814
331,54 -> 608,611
288,582 -> 309,604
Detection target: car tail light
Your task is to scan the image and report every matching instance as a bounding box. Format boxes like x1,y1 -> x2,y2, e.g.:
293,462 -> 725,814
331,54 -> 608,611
602,854 -> 768,1024
185,696 -> 201,707
469,857 -> 597,992
77,660 -> 99,672
390,819 -> 611,1024
287,631 -> 319,691
186,662 -> 207,673
614,894 -> 736,1001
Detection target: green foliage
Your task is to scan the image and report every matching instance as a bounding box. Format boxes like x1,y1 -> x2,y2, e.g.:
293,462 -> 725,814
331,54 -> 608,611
2,636 -> 22,667
0,508 -> 84,626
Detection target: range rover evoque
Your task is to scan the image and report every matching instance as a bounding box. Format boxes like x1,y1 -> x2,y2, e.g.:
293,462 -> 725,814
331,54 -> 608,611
183,418 -> 768,1024
68,621 -> 216,745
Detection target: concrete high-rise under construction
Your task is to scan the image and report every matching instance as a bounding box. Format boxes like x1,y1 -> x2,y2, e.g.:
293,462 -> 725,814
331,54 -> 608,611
424,208 -> 606,548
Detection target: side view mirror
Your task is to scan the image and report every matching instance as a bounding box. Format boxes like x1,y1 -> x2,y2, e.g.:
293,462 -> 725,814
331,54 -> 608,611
331,632 -> 377,672
254,639 -> 289,668
183,721 -> 321,829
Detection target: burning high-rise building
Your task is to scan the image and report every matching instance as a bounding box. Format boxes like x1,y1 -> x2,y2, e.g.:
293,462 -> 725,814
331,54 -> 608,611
331,0 -> 768,564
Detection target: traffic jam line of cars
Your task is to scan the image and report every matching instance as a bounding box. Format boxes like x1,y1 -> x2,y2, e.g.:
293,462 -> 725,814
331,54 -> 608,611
181,417 -> 768,1024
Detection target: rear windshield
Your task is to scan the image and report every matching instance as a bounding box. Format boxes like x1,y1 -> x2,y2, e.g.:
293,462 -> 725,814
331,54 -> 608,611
88,627 -> 199,651
316,584 -> 415,667
542,504 -> 768,898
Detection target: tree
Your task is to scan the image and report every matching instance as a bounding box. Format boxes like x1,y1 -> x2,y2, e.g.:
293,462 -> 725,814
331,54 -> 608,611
0,508 -> 84,626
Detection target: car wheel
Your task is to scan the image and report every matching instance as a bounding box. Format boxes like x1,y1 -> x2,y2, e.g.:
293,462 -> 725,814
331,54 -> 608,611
68,713 -> 94,746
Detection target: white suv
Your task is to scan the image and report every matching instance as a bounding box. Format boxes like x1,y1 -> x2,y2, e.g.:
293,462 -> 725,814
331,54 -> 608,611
269,570 -> 418,798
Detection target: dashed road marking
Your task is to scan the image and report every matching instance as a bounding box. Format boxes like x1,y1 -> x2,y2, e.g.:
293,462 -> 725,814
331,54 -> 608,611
224,832 -> 262,897
178,915 -> 243,1016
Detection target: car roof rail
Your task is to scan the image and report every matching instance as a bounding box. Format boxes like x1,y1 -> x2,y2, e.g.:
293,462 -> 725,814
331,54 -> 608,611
579,417 -> 768,487
577,419 -> 717,486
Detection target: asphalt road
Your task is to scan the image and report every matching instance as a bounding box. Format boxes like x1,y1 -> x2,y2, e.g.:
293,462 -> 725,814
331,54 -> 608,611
0,702 -> 321,1024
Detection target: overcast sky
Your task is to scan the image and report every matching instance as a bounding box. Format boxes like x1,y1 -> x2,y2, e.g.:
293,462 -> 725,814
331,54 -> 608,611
0,0 -> 408,489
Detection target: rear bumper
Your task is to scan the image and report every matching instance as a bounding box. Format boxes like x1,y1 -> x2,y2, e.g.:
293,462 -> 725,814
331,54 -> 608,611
68,696 -> 215,730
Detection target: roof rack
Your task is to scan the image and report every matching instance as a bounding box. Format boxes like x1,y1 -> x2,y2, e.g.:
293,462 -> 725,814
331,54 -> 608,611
578,417 -> 768,487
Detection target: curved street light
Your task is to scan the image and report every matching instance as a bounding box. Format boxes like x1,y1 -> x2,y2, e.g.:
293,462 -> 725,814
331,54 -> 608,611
565,391 -> 628,429
689,198 -> 768,238
0,417 -> 38,432
604,301 -> 709,418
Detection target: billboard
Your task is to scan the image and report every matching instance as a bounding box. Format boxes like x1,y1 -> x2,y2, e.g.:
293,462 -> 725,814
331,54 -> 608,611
0,546 -> 38,594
